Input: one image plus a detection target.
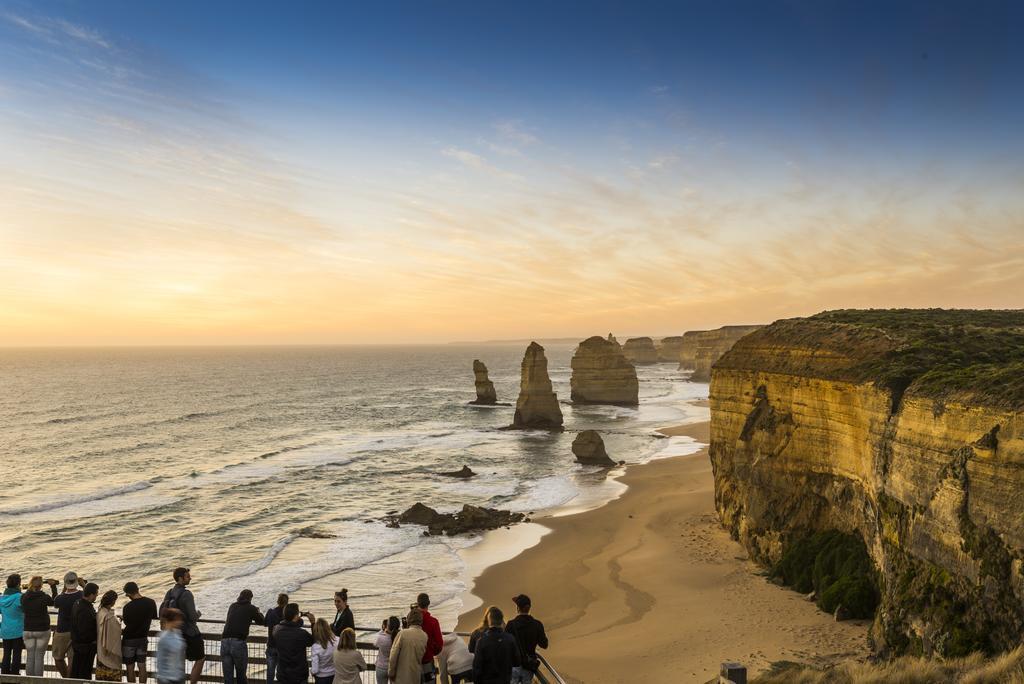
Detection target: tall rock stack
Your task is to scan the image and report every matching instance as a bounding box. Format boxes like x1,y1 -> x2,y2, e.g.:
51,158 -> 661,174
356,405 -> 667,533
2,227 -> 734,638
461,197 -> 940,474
657,336 -> 686,362
510,342 -> 563,430
622,337 -> 659,365
469,360 -> 497,405
677,330 -> 710,370
570,336 -> 639,405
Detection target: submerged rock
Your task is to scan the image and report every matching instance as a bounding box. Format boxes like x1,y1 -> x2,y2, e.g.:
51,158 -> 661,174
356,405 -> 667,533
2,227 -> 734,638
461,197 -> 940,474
469,359 -> 498,405
390,503 -> 525,536
439,465 -> 476,478
570,336 -> 639,406
509,342 -> 563,430
571,430 -> 617,467
622,337 -> 659,365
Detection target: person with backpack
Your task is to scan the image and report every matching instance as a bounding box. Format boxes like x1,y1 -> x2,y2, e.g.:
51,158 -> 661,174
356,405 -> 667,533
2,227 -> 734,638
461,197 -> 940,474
263,594 -> 288,684
471,607 -> 519,684
162,568 -> 205,684
70,582 -> 100,679
505,595 -> 548,683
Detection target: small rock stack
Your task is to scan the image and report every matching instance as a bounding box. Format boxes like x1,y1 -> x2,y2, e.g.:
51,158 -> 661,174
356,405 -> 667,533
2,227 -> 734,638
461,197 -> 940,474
469,359 -> 498,405
510,342 -> 563,430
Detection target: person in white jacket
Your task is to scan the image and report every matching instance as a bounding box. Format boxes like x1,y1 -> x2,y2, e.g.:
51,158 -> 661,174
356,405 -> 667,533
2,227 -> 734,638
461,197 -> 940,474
438,632 -> 474,684
309,619 -> 337,684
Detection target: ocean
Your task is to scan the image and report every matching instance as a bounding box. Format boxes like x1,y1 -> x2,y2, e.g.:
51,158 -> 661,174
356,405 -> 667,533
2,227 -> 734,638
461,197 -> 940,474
0,344 -> 707,631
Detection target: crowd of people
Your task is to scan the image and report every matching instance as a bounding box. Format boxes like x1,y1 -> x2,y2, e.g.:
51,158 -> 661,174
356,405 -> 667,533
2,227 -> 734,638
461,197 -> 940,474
0,568 -> 549,684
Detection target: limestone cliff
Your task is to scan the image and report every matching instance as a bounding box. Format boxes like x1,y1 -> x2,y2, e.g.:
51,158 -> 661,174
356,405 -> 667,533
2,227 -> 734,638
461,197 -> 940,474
709,309 -> 1024,657
623,336 -> 659,365
656,336 -> 686,362
469,359 -> 498,405
689,325 -> 763,381
570,336 -> 638,405
677,330 -> 710,370
510,342 -> 563,430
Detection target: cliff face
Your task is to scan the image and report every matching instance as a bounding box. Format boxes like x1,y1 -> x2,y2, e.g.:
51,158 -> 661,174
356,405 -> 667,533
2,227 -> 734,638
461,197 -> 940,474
510,342 -> 563,430
570,336 -> 639,405
690,325 -> 764,381
709,310 -> 1024,657
678,330 -> 710,369
470,359 -> 497,405
656,336 -> 686,362
623,336 -> 659,365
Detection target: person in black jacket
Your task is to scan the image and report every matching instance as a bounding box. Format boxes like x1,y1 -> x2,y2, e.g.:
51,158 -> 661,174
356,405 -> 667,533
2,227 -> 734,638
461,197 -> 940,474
506,595 -> 548,683
263,594 -> 288,684
330,589 -> 354,636
272,604 -> 315,684
70,582 -> 100,680
21,576 -> 58,676
221,589 -> 265,684
472,607 -> 519,684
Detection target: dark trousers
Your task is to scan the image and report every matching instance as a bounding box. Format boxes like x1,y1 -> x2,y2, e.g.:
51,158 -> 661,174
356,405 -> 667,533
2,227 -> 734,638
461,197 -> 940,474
1,638 -> 25,674
71,643 -> 97,680
450,671 -> 474,684
221,638 -> 248,684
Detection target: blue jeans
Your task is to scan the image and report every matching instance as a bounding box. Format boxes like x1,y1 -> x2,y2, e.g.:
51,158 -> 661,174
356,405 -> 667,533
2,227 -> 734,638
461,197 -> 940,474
511,666 -> 534,683
221,639 -> 248,684
265,647 -> 278,684
375,668 -> 388,684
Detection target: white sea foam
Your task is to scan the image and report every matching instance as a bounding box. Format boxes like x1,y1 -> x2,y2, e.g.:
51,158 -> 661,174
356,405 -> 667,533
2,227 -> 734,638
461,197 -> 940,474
0,480 -> 155,517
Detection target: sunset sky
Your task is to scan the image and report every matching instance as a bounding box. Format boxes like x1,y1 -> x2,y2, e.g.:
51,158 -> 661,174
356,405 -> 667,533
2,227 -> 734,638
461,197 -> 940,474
1,1 -> 1022,345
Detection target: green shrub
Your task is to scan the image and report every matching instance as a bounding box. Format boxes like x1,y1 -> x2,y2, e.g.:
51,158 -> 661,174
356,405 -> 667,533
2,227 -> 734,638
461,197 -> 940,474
772,530 -> 880,618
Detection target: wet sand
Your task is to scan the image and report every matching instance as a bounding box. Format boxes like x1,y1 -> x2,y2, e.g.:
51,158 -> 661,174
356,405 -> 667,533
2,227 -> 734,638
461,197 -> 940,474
457,421 -> 870,683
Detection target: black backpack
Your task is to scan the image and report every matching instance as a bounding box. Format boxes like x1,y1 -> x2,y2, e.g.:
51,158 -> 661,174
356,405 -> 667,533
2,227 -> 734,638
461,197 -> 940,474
160,585 -> 184,615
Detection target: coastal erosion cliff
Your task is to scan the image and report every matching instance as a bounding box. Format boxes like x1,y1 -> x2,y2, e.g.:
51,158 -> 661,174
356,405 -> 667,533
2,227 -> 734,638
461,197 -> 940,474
680,325 -> 763,381
708,310 -> 1024,657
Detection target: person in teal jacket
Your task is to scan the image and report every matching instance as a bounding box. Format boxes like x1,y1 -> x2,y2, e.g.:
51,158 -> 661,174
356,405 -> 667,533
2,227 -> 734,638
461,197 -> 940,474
1,573 -> 26,675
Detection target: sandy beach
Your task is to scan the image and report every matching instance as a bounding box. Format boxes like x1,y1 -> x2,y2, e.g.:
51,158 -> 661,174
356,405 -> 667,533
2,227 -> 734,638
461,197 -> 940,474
457,421 -> 871,683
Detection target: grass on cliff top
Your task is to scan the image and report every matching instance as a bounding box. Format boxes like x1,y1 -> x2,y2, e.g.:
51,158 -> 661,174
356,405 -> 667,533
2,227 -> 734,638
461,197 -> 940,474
752,646 -> 1024,683
805,309 -> 1024,410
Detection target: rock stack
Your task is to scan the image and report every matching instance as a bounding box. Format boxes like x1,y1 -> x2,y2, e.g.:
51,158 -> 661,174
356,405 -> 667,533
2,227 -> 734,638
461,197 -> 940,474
570,336 -> 638,405
571,430 -> 617,467
509,342 -> 563,430
623,337 -> 659,365
469,359 -> 498,405
656,336 -> 686,362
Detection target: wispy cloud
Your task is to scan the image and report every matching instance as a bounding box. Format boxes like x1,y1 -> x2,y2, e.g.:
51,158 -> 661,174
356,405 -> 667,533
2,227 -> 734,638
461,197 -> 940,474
494,119 -> 537,145
3,12 -> 112,49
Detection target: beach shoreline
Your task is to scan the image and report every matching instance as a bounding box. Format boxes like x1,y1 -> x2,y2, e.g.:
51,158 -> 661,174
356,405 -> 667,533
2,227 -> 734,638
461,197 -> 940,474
456,418 -> 871,683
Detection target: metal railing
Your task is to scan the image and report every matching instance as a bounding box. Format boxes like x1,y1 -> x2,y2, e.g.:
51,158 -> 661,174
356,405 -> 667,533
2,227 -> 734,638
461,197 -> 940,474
21,616 -> 563,684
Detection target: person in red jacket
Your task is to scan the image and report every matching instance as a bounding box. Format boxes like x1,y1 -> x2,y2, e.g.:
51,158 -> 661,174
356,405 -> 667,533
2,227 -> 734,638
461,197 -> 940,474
414,593 -> 443,683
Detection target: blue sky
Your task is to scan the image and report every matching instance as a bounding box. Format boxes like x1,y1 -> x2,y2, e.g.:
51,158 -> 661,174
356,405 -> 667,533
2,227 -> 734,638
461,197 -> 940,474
1,1 -> 1022,344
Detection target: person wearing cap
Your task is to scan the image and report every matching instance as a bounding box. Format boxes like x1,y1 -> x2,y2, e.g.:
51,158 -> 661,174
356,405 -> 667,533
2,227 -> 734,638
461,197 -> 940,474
471,607 -> 519,684
162,567 -> 205,684
505,595 -> 548,683
21,575 -> 58,676
220,589 -> 264,684
53,571 -> 85,677
123,582 -> 159,684
414,593 -> 443,683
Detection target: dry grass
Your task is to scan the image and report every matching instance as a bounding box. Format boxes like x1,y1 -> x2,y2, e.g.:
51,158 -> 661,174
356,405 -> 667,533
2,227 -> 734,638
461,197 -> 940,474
753,647 -> 1024,684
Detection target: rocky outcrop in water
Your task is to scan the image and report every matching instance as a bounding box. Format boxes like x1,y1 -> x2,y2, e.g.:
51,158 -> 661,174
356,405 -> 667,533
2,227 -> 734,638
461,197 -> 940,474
570,336 -> 638,405
687,325 -> 763,381
622,337 -> 659,365
469,359 -> 498,405
572,430 -> 617,467
439,465 -> 476,478
509,342 -> 563,430
709,309 -> 1024,657
390,502 -> 525,535
657,336 -> 686,362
